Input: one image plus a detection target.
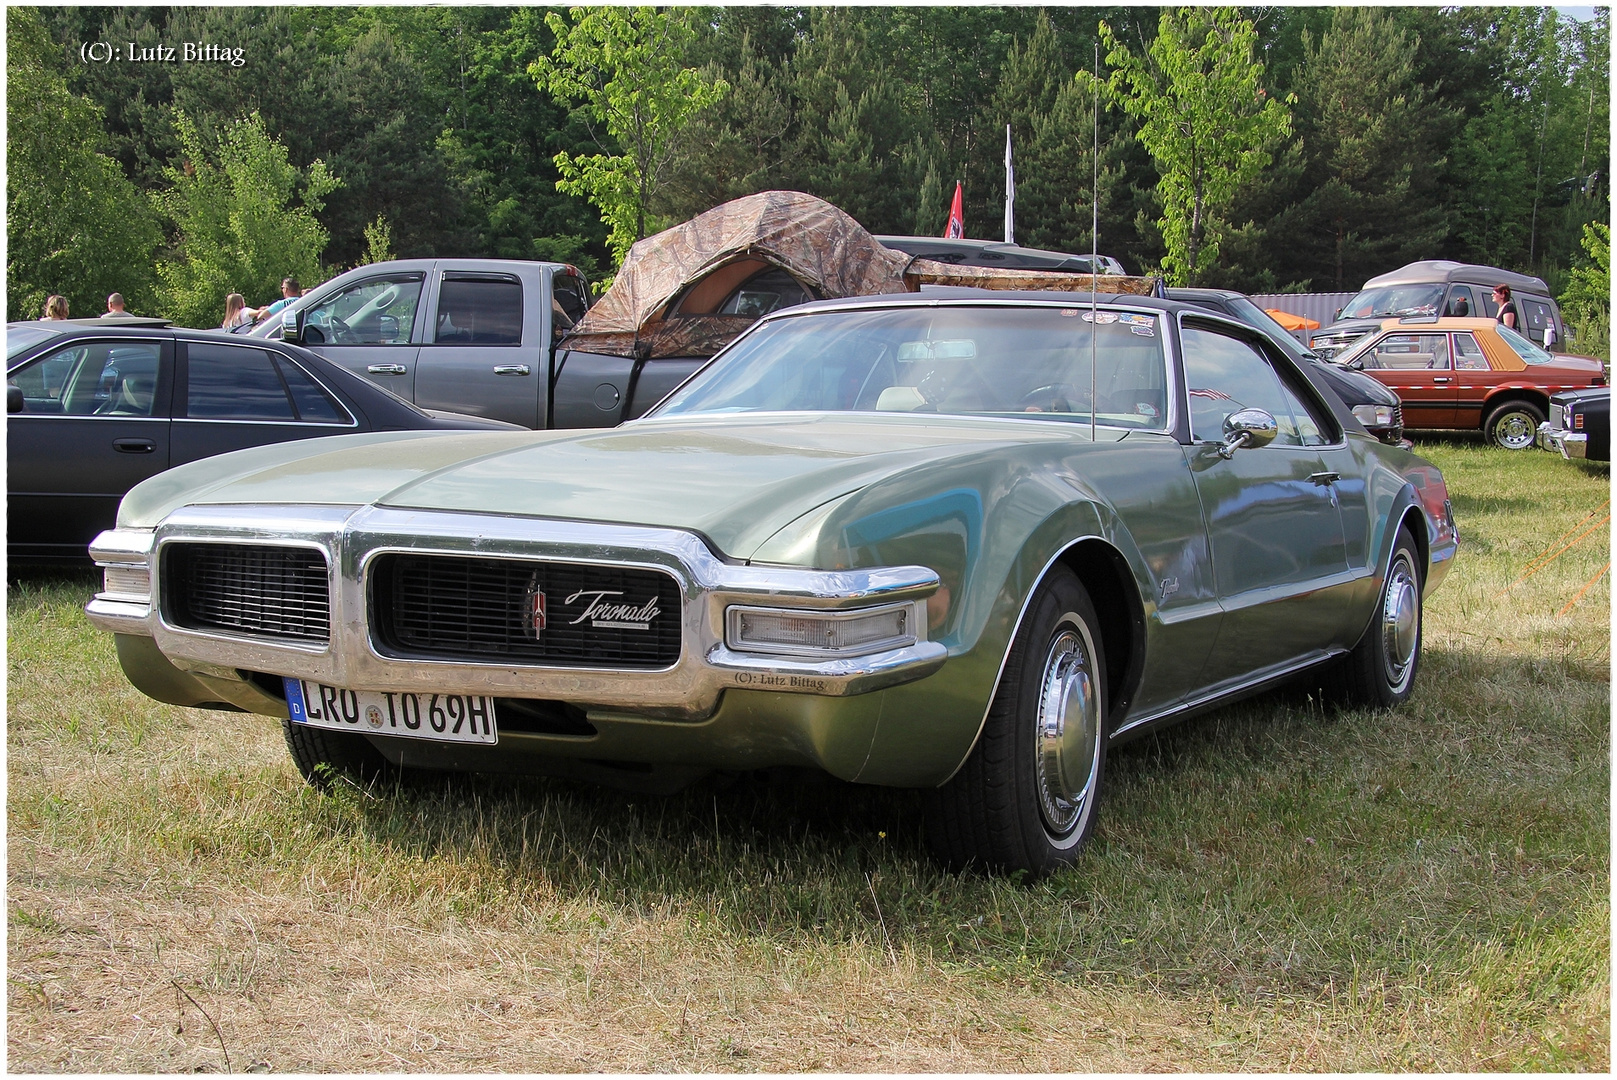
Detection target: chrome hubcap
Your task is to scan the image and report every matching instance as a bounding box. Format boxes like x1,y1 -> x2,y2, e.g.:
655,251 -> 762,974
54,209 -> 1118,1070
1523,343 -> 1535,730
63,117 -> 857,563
1380,555 -> 1419,691
1035,625 -> 1100,836
1495,412 -> 1536,449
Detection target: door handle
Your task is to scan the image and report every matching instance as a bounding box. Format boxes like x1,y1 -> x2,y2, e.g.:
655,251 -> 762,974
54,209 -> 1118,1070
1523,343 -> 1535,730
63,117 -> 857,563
113,438 -> 155,454
367,364 -> 408,375
1432,377 -> 1452,384
494,364 -> 531,377
1309,471 -> 1340,486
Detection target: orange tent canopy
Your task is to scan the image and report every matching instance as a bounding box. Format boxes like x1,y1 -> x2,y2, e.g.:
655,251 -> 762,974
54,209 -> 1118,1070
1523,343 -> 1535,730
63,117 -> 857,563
1265,308 -> 1320,331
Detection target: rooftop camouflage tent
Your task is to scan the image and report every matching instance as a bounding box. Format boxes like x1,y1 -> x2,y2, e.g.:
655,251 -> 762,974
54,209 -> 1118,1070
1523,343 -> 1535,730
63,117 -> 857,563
561,190 -> 1162,360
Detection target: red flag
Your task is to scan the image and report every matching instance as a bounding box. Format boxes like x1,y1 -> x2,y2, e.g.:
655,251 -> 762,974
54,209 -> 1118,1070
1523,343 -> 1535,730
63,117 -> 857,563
944,182 -> 964,238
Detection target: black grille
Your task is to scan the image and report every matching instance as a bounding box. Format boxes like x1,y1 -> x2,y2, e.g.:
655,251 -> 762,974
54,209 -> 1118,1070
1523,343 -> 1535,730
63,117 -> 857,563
163,543 -> 330,643
371,554 -> 681,668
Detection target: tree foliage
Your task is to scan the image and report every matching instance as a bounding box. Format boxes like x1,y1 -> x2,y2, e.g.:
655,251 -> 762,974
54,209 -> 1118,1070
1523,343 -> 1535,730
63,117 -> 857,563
152,112 -> 340,328
11,7 -> 1612,310
1089,8 -> 1294,286
531,7 -> 729,264
7,6 -> 161,319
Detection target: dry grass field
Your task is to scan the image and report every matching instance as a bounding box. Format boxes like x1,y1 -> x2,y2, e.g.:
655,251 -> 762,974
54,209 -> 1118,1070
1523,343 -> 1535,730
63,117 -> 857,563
8,436 -> 1609,1071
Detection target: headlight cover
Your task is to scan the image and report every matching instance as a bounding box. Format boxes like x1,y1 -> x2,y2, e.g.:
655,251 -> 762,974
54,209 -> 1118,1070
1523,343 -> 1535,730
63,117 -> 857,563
726,601 -> 921,658
1353,403 -> 1397,429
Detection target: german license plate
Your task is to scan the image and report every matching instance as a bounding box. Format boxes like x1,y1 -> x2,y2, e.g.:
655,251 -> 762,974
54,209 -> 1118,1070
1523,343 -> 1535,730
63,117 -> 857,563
284,679 -> 497,744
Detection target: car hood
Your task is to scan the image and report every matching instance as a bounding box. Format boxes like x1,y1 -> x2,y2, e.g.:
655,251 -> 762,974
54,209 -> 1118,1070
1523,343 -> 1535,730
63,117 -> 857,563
118,413 -> 1115,559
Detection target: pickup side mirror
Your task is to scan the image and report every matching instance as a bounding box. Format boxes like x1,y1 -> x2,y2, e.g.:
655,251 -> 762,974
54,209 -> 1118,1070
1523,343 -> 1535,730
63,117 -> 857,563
7,383 -> 23,413
1334,308 -> 1343,320
279,308 -> 305,345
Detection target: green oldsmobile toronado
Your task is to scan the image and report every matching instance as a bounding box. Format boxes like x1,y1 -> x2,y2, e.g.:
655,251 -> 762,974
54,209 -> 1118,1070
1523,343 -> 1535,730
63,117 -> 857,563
86,290 -> 1457,876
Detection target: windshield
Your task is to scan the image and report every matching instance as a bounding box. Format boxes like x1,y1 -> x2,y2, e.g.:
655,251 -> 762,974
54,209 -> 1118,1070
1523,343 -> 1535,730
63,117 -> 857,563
1496,324 -> 1554,365
1223,296 -> 1317,357
654,304 -> 1171,429
6,324 -> 63,364
1338,284 -> 1446,320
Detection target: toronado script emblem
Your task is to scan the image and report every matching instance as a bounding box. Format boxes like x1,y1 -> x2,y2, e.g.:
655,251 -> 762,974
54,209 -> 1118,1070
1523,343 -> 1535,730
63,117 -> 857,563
565,589 -> 663,631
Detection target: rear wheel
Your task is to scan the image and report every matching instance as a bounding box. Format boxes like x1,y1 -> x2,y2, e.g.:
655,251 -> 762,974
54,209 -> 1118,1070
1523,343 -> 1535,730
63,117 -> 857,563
1339,527 -> 1423,707
1485,400 -> 1544,450
282,719 -> 391,790
925,566 -> 1107,876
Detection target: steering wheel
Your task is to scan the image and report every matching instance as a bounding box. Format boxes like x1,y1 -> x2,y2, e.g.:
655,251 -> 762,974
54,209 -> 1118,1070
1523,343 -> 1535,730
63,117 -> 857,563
325,315 -> 358,345
1016,383 -> 1091,414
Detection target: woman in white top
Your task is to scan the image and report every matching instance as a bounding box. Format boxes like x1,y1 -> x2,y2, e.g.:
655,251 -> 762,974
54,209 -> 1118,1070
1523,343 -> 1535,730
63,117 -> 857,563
222,293 -> 254,330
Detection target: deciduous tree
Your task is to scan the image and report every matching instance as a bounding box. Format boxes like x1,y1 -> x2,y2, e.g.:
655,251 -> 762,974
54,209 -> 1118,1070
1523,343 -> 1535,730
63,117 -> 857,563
1088,8 -> 1293,286
152,111 -> 339,327
531,7 -> 729,263
7,6 -> 161,319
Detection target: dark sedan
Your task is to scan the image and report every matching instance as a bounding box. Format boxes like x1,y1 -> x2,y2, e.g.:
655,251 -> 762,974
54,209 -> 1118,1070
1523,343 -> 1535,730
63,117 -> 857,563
7,321 -> 516,561
1537,386 -> 1610,462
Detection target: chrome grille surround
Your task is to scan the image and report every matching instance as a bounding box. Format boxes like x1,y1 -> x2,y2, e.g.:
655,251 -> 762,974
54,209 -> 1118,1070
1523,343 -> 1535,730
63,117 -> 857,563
86,504 -> 944,720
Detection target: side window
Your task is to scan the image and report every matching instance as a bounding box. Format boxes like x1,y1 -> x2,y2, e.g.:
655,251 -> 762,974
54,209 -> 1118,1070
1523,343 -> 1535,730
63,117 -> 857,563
186,343 -> 295,421
552,276 -> 587,343
1453,332 -> 1489,370
1360,333 -> 1449,370
273,354 -> 351,424
434,277 -> 523,345
301,275 -> 423,346
1519,299 -> 1554,341
1445,285 -> 1479,317
1181,326 -> 1304,446
12,341 -> 162,416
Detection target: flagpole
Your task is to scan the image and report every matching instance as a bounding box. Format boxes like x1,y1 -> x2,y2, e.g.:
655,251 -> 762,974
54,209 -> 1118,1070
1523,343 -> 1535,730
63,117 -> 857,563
1004,125 -> 1015,244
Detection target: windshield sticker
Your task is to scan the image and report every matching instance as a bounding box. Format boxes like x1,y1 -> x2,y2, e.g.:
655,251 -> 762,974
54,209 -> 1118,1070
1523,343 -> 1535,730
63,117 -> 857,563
1078,311 -> 1121,324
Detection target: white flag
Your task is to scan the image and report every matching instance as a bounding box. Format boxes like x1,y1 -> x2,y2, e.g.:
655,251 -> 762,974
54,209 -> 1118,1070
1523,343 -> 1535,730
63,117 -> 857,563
1003,124 -> 1015,244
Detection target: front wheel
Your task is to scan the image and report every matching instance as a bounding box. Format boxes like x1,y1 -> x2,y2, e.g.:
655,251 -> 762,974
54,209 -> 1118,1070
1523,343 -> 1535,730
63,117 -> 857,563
925,566 -> 1107,876
1339,527 -> 1423,707
282,718 -> 391,791
1485,400 -> 1545,450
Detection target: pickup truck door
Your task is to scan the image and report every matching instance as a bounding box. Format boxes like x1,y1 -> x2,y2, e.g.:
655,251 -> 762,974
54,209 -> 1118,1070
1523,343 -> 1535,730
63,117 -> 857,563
414,270 -> 542,428
294,271 -> 425,399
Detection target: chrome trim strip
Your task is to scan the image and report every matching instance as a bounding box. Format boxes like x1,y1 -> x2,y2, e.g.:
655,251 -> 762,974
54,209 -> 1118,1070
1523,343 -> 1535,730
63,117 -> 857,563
115,505 -> 942,719
1110,648 -> 1348,740
170,417 -> 357,430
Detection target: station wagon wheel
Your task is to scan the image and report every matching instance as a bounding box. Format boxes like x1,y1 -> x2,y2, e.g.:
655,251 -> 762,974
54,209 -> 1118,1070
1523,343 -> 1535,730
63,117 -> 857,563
1339,526 -> 1423,707
1484,400 -> 1544,450
282,718 -> 391,791
925,566 -> 1107,876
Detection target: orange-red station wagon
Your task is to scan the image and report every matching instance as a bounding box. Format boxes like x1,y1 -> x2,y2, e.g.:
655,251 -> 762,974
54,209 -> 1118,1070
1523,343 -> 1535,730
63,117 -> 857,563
1331,316 -> 1607,449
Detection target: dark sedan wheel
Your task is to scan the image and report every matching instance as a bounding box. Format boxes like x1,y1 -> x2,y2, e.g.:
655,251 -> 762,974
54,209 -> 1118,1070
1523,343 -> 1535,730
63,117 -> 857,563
1485,400 -> 1545,450
925,566 -> 1106,876
1340,527 -> 1423,707
282,718 -> 391,790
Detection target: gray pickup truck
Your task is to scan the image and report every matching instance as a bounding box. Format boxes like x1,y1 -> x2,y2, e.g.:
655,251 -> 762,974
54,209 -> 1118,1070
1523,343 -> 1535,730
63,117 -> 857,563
265,258 -> 700,430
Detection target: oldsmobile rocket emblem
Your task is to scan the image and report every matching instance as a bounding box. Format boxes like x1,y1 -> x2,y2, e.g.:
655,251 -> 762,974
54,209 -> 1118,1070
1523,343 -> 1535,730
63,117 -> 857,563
524,573 -> 548,639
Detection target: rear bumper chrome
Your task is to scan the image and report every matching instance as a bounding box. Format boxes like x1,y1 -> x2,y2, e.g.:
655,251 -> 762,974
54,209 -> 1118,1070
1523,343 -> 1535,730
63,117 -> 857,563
86,506 -> 946,720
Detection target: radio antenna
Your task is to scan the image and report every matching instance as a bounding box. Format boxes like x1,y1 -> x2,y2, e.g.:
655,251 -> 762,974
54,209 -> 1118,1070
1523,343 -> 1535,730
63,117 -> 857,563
1090,40 -> 1099,443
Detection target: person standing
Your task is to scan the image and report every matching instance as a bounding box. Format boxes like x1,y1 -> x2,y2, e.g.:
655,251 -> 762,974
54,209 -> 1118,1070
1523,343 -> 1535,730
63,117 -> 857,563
42,295 -> 69,320
257,277 -> 304,321
1492,284 -> 1518,330
222,293 -> 253,330
102,293 -> 130,317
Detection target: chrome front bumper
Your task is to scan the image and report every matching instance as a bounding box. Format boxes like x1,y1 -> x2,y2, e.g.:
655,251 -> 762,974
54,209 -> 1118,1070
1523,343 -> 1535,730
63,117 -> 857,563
1536,421 -> 1588,460
85,506 -> 947,720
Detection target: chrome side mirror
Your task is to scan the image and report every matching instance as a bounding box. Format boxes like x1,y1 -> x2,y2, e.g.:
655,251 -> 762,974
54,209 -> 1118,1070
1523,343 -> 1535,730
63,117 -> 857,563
279,308 -> 304,345
1218,408 -> 1278,458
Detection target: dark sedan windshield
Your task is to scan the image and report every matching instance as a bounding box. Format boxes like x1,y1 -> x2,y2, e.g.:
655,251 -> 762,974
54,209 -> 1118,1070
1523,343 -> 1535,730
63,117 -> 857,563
654,305 -> 1171,429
